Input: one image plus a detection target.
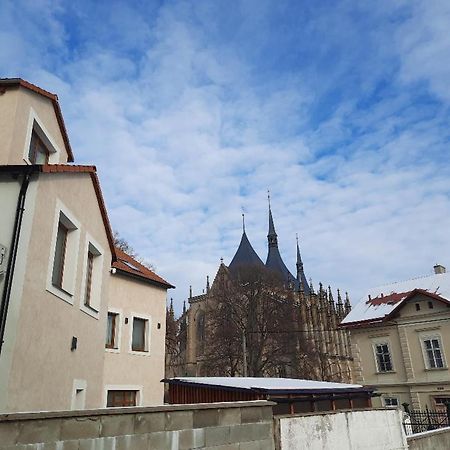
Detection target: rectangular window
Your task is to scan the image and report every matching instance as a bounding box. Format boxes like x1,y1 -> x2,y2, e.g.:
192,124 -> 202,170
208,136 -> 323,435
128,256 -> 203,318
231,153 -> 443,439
52,222 -> 68,288
106,390 -> 137,407
375,343 -> 393,372
84,250 -> 94,307
132,317 -> 147,352
423,338 -> 445,369
106,312 -> 118,349
383,397 -> 399,407
28,130 -> 49,164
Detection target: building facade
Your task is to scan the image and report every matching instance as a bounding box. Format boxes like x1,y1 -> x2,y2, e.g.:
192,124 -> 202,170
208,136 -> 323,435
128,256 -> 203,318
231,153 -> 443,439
342,265 -> 450,411
0,78 -> 173,412
174,207 -> 354,382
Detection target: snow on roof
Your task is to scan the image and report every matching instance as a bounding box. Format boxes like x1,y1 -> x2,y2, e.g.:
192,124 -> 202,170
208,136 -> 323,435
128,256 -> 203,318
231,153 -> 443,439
342,272 -> 450,325
167,377 -> 363,391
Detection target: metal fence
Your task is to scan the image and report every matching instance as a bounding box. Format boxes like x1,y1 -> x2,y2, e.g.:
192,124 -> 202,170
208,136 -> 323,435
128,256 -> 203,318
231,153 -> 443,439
402,403 -> 450,435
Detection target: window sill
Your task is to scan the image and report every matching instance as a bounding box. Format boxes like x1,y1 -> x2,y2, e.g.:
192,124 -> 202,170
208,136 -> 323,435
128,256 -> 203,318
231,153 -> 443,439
375,371 -> 396,375
47,284 -> 74,305
105,348 -> 120,354
80,304 -> 99,319
129,350 -> 151,357
424,367 -> 448,371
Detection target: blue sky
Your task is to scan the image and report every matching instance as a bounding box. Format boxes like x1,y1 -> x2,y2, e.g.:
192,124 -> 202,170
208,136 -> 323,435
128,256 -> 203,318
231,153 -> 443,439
2,0 -> 450,313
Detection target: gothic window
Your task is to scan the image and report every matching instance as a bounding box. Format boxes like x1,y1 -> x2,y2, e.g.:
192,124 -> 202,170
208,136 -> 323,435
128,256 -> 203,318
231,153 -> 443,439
196,310 -> 205,355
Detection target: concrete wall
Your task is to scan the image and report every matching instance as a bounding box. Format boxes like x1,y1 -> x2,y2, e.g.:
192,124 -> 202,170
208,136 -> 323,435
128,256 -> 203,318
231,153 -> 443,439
274,408 -> 408,450
103,272 -> 167,406
0,401 -> 275,450
407,427 -> 450,450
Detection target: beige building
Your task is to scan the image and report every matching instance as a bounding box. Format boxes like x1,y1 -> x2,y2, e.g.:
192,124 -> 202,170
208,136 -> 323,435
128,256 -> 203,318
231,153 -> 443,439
342,265 -> 450,411
0,78 -> 173,413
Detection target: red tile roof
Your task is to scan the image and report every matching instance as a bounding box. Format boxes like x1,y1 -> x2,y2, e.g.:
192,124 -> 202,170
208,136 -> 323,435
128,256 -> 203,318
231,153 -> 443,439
112,248 -> 174,289
0,78 -> 74,162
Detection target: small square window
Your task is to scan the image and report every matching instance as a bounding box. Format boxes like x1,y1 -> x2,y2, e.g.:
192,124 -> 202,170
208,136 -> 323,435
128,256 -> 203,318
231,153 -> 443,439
383,397 -> 399,407
428,301 -> 434,309
415,303 -> 421,311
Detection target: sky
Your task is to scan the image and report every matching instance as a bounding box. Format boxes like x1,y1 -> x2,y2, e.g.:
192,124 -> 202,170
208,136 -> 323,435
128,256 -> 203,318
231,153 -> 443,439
2,0 -> 450,314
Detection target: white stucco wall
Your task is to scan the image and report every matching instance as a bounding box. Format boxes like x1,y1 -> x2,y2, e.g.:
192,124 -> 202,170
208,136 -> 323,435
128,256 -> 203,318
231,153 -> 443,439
277,408 -> 408,450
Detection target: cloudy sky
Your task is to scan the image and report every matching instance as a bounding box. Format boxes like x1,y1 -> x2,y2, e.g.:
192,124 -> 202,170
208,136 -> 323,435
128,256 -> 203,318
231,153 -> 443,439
2,0 -> 450,313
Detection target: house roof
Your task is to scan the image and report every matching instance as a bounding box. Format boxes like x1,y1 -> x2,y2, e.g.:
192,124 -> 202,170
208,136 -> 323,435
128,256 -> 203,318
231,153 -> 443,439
163,377 -> 372,395
112,248 -> 174,289
341,272 -> 450,327
0,78 -> 74,162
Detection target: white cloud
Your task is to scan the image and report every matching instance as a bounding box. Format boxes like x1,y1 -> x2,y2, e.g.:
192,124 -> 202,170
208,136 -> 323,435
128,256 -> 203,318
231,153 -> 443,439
1,0 -> 450,314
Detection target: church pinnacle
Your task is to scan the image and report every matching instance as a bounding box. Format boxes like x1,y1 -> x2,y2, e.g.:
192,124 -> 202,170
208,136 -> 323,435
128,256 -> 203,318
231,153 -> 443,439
267,191 -> 278,248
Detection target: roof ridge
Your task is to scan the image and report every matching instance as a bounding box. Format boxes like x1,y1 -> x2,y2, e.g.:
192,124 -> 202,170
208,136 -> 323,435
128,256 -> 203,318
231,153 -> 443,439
371,271 -> 447,290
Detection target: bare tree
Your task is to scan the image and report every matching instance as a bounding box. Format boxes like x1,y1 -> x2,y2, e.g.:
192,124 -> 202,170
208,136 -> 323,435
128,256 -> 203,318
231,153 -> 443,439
113,230 -> 154,270
201,265 -> 314,378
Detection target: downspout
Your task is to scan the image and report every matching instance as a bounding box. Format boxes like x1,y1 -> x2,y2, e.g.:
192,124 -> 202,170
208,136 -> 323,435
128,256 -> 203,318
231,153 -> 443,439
0,171 -> 32,356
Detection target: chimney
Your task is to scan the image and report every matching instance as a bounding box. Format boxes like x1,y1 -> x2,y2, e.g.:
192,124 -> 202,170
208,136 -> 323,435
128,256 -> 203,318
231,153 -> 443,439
434,264 -> 446,275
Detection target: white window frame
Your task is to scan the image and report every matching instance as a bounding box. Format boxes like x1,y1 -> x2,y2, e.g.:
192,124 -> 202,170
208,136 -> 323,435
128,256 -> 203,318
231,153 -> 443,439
79,233 -> 104,319
104,385 -> 142,407
105,308 -> 122,353
372,340 -> 395,373
129,313 -> 152,356
420,333 -> 447,370
23,108 -> 62,164
46,200 -> 81,304
382,396 -> 399,407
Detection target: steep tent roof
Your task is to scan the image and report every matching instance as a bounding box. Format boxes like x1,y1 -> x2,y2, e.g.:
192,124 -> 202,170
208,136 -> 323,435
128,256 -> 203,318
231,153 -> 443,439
341,272 -> 450,327
228,230 -> 264,275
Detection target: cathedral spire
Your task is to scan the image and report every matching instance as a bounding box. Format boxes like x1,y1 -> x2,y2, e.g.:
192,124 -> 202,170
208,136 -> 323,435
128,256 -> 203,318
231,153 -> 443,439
267,191 -> 278,248
265,196 -> 296,286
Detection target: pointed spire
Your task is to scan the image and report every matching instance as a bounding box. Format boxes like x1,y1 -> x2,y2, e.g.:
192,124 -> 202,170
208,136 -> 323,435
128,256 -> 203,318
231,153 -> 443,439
267,190 -> 278,248
189,285 -> 192,299
337,289 -> 344,316
309,278 -> 315,294
242,213 -> 246,233
182,300 -> 186,315
206,275 -> 210,293
345,291 -> 351,313
328,286 -> 335,310
169,297 -> 174,318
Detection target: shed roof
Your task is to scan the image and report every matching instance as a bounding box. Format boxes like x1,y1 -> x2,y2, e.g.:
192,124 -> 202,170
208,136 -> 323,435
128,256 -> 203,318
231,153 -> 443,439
164,377 -> 370,394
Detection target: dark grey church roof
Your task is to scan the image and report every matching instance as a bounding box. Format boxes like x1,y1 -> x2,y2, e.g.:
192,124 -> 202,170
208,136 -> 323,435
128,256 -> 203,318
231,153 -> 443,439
228,231 -> 264,275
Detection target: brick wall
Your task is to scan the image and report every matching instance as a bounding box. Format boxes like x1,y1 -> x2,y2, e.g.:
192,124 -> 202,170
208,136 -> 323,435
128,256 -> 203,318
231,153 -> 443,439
0,401 -> 275,450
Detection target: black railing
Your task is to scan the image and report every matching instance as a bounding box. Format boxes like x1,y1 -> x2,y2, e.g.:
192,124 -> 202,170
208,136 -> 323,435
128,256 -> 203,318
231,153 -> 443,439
402,402 -> 450,435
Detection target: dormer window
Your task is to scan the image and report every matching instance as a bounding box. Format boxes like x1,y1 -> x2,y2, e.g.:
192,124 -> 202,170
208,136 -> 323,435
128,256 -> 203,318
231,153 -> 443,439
28,130 -> 50,164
